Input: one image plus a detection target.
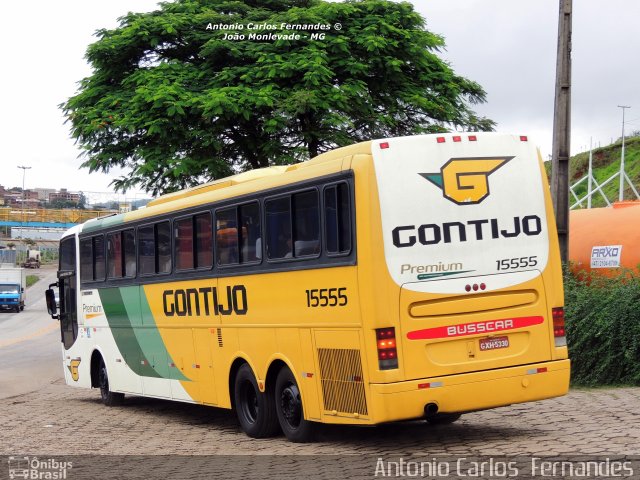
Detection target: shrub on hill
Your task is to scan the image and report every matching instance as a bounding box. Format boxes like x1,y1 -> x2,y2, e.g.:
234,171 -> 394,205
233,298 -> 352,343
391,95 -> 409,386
564,268 -> 640,386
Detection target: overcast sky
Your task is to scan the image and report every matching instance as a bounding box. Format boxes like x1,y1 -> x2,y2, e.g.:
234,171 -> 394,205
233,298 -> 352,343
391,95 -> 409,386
1,0 -> 638,199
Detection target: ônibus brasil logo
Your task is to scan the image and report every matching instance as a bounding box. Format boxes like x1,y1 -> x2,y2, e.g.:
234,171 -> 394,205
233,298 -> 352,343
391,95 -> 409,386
420,156 -> 513,205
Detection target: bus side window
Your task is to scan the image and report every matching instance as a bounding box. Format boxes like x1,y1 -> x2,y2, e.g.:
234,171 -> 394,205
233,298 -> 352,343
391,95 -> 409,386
123,229 -> 136,277
216,208 -> 239,265
93,235 -> 105,280
239,202 -> 261,263
265,197 -> 292,260
175,218 -> 194,270
106,232 -> 122,278
107,230 -> 136,278
293,190 -> 320,257
81,236 -> 105,282
80,238 -> 93,282
324,183 -> 351,255
157,222 -> 172,273
195,212 -> 213,269
140,222 -> 172,275
138,225 -> 155,275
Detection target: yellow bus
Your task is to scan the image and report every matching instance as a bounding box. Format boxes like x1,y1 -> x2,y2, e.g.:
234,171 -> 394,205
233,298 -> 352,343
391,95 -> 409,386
46,133 -> 570,442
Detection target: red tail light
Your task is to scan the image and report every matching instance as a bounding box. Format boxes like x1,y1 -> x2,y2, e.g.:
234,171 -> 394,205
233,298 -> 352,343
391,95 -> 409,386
376,327 -> 399,370
552,307 -> 567,347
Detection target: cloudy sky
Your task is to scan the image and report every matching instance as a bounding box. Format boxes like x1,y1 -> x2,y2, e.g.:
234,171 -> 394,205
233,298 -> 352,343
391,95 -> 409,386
1,0 -> 638,199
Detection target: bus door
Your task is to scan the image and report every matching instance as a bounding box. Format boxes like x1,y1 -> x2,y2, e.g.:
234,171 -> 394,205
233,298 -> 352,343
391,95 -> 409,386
59,236 -> 78,350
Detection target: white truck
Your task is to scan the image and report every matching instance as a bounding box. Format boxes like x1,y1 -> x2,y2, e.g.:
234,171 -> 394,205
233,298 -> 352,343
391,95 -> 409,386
22,249 -> 41,268
0,267 -> 26,313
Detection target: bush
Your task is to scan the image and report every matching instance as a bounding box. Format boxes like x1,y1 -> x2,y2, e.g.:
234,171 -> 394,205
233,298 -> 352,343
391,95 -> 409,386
564,268 -> 640,386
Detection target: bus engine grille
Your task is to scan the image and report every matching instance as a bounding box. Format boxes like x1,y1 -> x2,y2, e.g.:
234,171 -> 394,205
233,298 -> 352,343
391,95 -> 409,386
317,348 -> 368,416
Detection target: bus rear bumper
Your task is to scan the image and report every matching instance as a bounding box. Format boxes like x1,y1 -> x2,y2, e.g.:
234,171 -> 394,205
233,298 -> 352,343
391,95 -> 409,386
368,359 -> 570,424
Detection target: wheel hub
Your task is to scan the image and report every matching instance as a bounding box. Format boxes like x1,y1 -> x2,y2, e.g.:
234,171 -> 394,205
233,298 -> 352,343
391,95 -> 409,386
280,384 -> 301,428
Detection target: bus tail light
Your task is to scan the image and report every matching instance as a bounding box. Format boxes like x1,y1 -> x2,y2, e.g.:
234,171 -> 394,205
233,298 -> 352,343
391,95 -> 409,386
376,327 -> 398,370
552,307 -> 567,347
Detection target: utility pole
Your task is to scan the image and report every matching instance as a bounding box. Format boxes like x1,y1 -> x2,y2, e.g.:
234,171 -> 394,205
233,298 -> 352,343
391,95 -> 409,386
550,0 -> 572,263
618,105 -> 630,201
17,165 -> 31,232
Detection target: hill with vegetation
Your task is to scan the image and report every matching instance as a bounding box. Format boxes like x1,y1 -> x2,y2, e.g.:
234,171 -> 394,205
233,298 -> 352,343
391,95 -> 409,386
546,135 -> 640,208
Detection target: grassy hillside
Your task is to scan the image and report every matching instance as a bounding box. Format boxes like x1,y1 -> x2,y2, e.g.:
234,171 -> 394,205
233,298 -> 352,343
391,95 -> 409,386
545,135 -> 640,208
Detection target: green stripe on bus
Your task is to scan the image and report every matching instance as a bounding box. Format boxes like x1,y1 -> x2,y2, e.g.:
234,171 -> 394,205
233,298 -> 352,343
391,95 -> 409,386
136,287 -> 188,381
99,288 -> 161,378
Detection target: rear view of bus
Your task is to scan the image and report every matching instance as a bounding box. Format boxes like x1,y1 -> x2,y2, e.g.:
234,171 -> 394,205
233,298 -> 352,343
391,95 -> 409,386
366,133 -> 570,423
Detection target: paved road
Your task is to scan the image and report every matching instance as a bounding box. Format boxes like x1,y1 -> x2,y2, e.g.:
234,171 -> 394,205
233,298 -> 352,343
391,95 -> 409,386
0,265 -> 61,399
1,376 -> 639,456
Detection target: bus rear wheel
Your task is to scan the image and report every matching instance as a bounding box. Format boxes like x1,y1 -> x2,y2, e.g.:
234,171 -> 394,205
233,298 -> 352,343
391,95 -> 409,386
234,364 -> 279,438
275,367 -> 315,442
98,358 -> 124,406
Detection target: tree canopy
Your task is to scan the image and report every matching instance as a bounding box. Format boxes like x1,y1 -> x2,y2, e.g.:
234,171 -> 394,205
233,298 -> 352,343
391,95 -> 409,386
63,0 -> 495,195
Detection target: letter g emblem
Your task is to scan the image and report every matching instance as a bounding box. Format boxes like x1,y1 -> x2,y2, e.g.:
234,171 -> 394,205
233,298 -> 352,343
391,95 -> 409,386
420,157 -> 513,205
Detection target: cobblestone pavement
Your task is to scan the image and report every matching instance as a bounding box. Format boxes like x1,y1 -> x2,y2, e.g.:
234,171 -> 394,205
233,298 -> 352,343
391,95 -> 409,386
1,380 -> 638,456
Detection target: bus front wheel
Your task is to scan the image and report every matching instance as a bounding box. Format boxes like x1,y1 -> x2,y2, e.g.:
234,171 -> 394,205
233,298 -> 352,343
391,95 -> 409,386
98,358 -> 124,406
275,367 -> 315,442
234,364 -> 279,438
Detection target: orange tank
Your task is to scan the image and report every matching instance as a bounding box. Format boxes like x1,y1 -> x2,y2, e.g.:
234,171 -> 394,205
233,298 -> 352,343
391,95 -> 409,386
569,201 -> 640,274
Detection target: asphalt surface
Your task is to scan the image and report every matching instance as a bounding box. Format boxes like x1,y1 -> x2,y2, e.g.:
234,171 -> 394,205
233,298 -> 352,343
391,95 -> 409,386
0,265 -> 62,399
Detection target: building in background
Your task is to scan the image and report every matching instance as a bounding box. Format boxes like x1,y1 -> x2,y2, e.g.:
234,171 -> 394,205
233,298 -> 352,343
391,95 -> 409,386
32,188 -> 56,202
49,188 -> 81,205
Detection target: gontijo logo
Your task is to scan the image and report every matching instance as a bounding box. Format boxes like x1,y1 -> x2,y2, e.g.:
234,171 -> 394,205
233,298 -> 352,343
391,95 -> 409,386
420,157 -> 513,205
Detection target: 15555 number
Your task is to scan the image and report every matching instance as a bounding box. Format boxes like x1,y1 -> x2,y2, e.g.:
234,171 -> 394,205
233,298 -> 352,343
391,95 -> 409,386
305,288 -> 348,307
496,256 -> 538,271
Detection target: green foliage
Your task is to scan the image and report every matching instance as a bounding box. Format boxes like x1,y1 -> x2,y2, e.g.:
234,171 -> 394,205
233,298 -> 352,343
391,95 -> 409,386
564,268 -> 640,386
49,199 -> 80,209
565,135 -> 640,208
26,275 -> 40,288
62,0 -> 494,195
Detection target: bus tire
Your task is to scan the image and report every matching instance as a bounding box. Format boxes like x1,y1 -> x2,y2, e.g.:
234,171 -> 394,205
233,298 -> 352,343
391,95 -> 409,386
234,364 -> 279,438
275,367 -> 315,443
98,358 -> 124,406
425,413 -> 462,425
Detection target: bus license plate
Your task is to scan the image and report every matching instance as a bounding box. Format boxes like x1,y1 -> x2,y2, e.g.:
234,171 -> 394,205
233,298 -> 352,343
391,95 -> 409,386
479,336 -> 509,351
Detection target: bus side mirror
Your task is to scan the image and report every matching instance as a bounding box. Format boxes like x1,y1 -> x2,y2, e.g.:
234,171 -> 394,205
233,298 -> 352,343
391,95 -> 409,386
45,287 -> 58,319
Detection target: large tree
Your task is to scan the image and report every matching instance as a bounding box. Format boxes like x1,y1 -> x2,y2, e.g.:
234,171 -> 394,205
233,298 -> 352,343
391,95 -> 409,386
63,0 -> 495,195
